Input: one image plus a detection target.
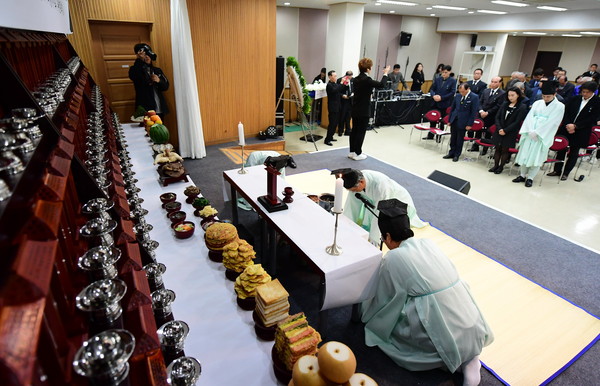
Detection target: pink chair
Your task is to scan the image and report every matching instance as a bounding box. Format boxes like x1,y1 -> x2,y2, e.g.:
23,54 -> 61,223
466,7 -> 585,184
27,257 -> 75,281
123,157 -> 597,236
411,109 -> 441,144
539,136 -> 569,186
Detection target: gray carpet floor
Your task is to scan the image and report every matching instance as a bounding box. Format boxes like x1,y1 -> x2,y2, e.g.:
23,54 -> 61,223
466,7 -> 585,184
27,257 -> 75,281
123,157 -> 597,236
184,144 -> 600,386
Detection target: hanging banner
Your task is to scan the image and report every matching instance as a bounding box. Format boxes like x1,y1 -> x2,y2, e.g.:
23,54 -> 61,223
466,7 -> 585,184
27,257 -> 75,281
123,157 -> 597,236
0,0 -> 71,34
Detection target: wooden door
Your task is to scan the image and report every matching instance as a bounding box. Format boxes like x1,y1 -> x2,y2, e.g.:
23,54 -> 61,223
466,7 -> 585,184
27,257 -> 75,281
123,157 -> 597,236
89,22 -> 152,121
532,51 -> 562,79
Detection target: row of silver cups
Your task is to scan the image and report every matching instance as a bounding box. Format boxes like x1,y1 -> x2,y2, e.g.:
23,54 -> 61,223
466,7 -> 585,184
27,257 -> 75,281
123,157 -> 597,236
0,107 -> 45,201
74,96 -> 200,384
33,67 -> 71,116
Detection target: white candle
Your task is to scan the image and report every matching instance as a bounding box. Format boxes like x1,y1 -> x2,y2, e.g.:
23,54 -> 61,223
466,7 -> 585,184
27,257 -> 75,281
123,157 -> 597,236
238,122 -> 245,146
333,176 -> 344,212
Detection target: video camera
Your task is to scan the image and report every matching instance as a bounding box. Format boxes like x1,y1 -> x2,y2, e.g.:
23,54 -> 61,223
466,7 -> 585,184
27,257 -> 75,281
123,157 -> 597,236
134,43 -> 157,61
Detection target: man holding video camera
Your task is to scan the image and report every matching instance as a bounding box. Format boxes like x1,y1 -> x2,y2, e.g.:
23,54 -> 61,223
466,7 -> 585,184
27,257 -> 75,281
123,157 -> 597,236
129,43 -> 170,115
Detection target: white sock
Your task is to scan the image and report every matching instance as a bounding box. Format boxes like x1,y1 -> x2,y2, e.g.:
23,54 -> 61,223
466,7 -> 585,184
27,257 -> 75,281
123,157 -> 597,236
461,355 -> 481,386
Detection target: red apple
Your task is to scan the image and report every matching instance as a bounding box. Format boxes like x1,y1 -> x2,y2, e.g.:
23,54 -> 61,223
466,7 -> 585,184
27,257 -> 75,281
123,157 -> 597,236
292,355 -> 328,386
343,373 -> 378,386
317,341 -> 356,384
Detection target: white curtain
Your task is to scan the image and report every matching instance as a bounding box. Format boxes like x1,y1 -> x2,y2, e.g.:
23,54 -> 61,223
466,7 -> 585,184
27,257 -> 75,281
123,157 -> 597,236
170,0 -> 206,158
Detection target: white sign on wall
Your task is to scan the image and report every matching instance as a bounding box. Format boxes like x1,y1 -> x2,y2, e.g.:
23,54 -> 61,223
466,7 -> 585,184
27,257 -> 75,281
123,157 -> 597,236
0,0 -> 71,34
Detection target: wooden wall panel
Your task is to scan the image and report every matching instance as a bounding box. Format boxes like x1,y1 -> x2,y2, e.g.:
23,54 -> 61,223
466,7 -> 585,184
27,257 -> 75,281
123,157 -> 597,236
187,0 -> 276,145
67,0 -> 179,146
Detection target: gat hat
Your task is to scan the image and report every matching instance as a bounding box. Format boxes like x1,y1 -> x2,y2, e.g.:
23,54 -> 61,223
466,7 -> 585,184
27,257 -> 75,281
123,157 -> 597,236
377,198 -> 411,231
133,43 -> 157,61
331,168 -> 361,189
541,80 -> 557,95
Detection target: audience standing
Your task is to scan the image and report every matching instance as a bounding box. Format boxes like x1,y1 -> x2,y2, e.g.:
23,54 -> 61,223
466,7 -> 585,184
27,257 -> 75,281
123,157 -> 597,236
466,68 -> 487,96
489,87 -> 528,174
557,75 -> 575,102
443,82 -> 480,162
388,64 -> 408,91
337,70 -> 354,136
427,65 -> 457,138
410,63 -> 425,91
324,70 -> 345,146
548,81 -> 600,180
513,81 -> 565,187
433,63 -> 445,81
470,76 -> 505,152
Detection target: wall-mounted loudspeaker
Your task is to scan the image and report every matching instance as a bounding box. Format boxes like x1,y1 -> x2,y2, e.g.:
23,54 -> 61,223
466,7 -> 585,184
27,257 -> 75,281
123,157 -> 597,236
470,34 -> 477,48
427,170 -> 471,195
399,31 -> 412,46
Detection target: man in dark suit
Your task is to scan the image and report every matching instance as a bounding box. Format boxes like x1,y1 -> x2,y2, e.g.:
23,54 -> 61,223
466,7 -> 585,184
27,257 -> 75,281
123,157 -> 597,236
548,81 -> 600,179
426,65 -> 457,139
528,68 -> 544,88
337,70 -> 353,136
443,83 -> 480,162
466,68 -> 487,96
557,75 -> 575,103
325,70 -> 346,145
581,64 -> 598,81
469,76 -> 505,152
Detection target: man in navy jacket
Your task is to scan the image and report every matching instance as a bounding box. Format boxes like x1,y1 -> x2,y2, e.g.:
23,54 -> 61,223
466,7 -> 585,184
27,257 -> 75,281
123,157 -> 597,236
427,65 -> 457,138
443,83 -> 480,162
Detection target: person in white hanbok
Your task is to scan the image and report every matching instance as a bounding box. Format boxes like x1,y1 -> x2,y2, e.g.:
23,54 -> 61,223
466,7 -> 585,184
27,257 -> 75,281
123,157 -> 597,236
513,81 -> 565,187
361,199 -> 493,386
334,169 -> 427,244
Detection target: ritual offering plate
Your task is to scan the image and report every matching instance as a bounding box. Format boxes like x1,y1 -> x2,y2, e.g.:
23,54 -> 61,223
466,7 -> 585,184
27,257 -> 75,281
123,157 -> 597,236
173,221 -> 195,239
165,201 -> 182,214
168,210 -> 187,224
82,198 -> 114,215
160,192 -> 177,207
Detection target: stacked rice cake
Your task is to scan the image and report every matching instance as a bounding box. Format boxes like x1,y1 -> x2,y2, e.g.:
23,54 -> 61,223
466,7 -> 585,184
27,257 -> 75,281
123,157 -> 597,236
222,238 -> 256,272
275,312 -> 321,371
205,223 -> 238,251
255,279 -> 290,326
235,264 -> 271,299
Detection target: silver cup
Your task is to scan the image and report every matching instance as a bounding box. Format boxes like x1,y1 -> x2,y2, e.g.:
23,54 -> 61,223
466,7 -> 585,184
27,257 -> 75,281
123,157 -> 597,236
151,288 -> 176,318
166,356 -> 201,386
77,246 -> 121,281
76,279 -> 127,325
143,262 -> 166,292
158,320 -> 189,354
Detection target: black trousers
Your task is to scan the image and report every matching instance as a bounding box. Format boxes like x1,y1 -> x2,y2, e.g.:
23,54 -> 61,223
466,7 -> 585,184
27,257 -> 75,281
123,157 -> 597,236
554,147 -> 581,176
449,123 -> 466,157
339,102 -> 352,134
325,109 -> 340,142
350,115 -> 369,155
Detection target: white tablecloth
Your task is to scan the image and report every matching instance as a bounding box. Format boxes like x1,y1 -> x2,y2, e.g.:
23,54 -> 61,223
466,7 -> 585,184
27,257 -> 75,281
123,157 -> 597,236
223,166 -> 382,310
124,124 -> 277,385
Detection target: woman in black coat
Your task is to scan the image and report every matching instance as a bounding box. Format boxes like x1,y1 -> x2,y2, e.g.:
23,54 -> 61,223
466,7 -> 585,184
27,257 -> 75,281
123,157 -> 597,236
410,63 -> 425,91
490,87 -> 528,174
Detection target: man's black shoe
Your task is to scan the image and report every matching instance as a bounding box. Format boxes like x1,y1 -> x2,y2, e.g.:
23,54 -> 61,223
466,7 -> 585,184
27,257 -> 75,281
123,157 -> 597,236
512,176 -> 526,183
452,156 -> 459,162
331,138 -> 337,141
442,154 -> 453,159
546,171 -> 560,177
488,166 -> 497,172
525,179 -> 533,187
423,137 -> 435,140
324,141 -> 333,146
494,167 -> 503,174
560,174 -> 568,181
344,131 -> 351,136
338,132 -> 343,136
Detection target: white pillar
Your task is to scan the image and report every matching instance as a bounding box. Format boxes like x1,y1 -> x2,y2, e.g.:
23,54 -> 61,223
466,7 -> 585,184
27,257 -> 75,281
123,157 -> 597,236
325,2 -> 365,77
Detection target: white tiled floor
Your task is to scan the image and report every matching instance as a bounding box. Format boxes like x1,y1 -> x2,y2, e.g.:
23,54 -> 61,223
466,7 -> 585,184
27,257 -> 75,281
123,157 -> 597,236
284,123 -> 600,252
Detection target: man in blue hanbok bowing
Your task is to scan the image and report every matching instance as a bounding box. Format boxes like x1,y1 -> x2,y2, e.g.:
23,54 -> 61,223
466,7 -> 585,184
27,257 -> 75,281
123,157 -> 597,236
361,199 -> 494,386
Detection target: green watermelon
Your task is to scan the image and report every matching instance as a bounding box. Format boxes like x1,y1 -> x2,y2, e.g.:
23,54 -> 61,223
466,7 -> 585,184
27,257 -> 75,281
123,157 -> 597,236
149,123 -> 170,144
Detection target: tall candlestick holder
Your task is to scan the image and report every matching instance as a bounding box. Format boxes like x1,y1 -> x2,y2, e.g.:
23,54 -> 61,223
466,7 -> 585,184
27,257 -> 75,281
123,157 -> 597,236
325,209 -> 343,256
238,145 -> 248,174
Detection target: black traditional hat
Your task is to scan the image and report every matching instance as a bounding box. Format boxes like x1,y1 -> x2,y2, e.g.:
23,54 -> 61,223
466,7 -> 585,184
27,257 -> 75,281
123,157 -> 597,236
377,198 -> 410,232
541,80 -> 557,95
331,168 -> 361,189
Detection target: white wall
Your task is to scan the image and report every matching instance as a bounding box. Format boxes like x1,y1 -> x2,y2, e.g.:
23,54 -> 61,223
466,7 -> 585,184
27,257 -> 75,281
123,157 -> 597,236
360,13 -> 380,65
276,7 -> 299,59
396,16 -> 441,80
453,34 -> 472,78
537,37 -> 597,78
499,36 -> 525,77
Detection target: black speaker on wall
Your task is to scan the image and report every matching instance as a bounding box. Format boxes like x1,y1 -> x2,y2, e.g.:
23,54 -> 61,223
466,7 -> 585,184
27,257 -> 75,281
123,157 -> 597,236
275,56 -> 285,135
427,170 -> 471,195
470,34 -> 478,48
399,31 -> 412,46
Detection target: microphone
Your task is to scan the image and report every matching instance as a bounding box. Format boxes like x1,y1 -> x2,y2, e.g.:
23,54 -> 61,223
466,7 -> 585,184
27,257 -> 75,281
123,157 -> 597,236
355,193 -> 375,209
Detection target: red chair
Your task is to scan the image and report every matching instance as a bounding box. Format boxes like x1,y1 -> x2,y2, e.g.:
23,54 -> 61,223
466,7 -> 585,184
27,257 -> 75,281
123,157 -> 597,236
462,118 -> 485,154
508,134 -> 521,175
475,124 -> 497,164
572,132 -> 599,181
411,109 -> 441,144
429,115 -> 451,151
539,136 -> 569,186
592,126 -> 600,167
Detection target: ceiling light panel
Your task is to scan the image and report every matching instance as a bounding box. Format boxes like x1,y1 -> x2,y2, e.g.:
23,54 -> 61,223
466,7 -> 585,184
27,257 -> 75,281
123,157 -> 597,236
432,5 -> 467,10
536,6 -> 567,12
376,0 -> 417,6
477,9 -> 508,14
523,32 -> 546,35
491,0 -> 528,7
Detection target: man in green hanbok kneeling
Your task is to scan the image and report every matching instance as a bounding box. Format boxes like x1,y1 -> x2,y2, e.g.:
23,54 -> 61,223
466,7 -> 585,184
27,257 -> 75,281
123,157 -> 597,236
361,199 -> 494,386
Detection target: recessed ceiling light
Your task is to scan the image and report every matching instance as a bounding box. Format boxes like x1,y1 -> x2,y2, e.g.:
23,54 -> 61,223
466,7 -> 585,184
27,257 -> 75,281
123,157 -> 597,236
536,5 -> 567,11
375,2 -> 381,5
561,34 -> 581,37
430,13 -> 436,16
523,32 -> 547,35
477,9 -> 507,14
426,7 -> 432,10
580,31 -> 600,35
283,2 -> 290,5
491,0 -> 528,7
390,10 -> 396,13
377,0 -> 417,5
468,11 -> 475,14
432,5 -> 467,11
